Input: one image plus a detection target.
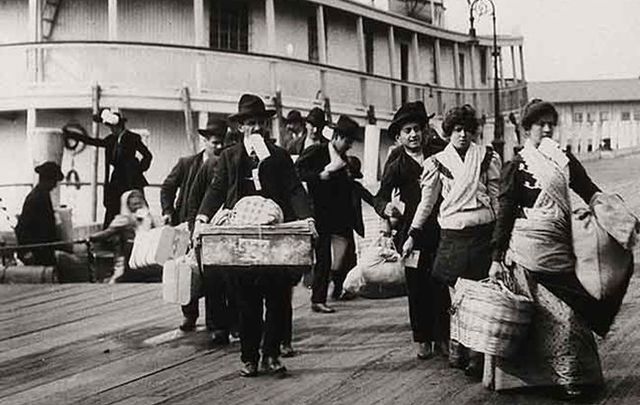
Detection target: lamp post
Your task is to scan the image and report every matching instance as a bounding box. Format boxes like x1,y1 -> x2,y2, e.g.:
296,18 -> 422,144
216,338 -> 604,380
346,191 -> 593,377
468,0 -> 503,160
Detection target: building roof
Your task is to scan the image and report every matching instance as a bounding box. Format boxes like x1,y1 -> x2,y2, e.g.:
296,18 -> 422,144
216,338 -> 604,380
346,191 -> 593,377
528,79 -> 640,104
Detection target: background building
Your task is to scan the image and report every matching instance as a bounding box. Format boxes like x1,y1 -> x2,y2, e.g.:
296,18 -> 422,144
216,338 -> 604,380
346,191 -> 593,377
0,0 -> 527,226
529,79 -> 640,155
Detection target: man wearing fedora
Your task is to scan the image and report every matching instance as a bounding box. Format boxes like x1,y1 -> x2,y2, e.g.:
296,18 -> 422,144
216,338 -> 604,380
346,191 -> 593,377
286,107 -> 328,156
284,109 -> 305,146
161,117 -> 233,341
64,109 -> 153,228
373,101 -> 450,360
15,161 -> 65,266
195,93 -> 316,377
296,115 -> 366,313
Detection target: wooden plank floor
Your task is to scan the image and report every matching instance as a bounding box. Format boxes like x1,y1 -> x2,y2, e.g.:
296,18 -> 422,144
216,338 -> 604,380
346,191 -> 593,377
3,154 -> 640,405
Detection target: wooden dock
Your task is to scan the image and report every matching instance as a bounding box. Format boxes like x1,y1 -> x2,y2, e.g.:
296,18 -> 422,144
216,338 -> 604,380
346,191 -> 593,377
2,154 -> 640,405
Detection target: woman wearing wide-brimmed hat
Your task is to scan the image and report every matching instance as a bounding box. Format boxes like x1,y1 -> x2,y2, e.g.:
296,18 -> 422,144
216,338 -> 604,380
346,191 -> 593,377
373,101 -> 450,360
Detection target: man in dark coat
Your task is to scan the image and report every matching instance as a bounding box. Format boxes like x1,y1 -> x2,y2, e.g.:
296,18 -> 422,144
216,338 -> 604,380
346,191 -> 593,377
63,110 -> 153,228
15,162 -> 65,266
161,118 -> 228,227
284,109 -> 305,147
286,107 -> 328,156
161,117 -> 229,338
195,93 -> 316,378
295,115 -> 367,313
373,101 -> 449,360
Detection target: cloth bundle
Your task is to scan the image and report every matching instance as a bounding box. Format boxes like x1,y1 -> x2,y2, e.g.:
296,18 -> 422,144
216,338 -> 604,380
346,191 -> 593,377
228,196 -> 284,226
572,192 -> 639,301
344,235 -> 405,298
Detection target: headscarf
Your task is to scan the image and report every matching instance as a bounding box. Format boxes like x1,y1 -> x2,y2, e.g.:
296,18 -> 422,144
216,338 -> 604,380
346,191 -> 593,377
109,190 -> 156,233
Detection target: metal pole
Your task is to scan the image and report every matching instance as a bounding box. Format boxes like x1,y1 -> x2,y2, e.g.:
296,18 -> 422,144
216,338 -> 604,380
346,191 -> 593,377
90,84 -> 101,222
491,6 -> 503,160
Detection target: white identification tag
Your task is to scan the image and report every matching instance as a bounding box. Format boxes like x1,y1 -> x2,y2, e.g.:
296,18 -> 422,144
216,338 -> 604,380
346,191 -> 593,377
404,250 -> 420,268
249,134 -> 271,161
252,168 -> 262,191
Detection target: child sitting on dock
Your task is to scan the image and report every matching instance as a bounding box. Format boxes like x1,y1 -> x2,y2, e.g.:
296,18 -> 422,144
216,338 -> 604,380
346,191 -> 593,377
90,189 -> 160,283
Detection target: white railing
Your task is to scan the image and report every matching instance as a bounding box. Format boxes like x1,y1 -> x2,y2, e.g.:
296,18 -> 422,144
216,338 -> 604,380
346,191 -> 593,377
0,41 -> 528,118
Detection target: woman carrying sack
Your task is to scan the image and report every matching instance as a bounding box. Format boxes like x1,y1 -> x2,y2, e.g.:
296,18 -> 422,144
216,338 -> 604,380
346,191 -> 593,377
487,99 -> 628,400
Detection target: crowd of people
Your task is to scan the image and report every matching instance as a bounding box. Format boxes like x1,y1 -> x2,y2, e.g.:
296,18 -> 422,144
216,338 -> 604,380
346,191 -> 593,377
13,91 -> 630,401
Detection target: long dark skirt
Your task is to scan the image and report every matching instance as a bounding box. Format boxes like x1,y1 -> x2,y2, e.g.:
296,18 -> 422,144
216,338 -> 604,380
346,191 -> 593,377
433,223 -> 494,286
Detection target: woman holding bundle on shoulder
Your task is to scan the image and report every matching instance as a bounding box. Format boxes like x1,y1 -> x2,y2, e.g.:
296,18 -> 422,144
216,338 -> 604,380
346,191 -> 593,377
486,99 -> 635,400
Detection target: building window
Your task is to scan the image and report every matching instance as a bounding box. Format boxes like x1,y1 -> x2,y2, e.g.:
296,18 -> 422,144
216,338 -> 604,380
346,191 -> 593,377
308,15 -> 318,62
480,48 -> 487,84
364,26 -> 374,74
600,111 -> 609,122
622,111 -> 631,121
634,110 -> 640,121
210,1 -> 249,52
586,113 -> 594,123
573,112 -> 583,123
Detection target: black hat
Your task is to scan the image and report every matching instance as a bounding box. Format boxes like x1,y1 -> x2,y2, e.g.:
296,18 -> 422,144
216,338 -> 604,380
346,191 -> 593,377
197,116 -> 228,138
284,110 -> 304,124
332,115 -> 362,141
306,107 -> 327,129
346,155 -> 364,179
92,108 -> 126,125
388,101 -> 434,138
228,94 -> 276,122
35,161 -> 64,181
521,99 -> 558,130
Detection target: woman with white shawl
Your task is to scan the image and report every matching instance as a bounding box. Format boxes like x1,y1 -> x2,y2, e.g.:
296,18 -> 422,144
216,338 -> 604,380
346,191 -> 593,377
486,99 -> 612,400
403,105 -> 502,378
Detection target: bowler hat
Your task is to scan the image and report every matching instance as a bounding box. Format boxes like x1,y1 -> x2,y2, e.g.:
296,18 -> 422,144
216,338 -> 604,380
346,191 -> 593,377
306,107 -> 327,129
198,116 -> 228,138
284,110 -> 304,124
35,161 -> 64,181
332,115 -> 362,141
228,94 -> 276,122
388,101 -> 434,138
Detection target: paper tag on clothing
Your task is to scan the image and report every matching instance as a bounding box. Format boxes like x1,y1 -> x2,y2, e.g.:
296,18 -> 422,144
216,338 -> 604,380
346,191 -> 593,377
252,168 -> 262,191
248,134 -> 271,161
404,250 -> 420,268
538,138 -> 568,167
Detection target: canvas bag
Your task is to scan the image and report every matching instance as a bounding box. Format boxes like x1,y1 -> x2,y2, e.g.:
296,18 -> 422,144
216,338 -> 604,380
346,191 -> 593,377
162,251 -> 201,305
572,193 -> 638,301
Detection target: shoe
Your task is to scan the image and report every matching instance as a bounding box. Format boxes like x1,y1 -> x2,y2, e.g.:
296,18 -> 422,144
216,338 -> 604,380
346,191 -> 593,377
433,340 -> 450,357
281,343 -> 296,358
448,341 -> 468,370
464,357 -> 483,379
416,342 -> 434,360
240,361 -> 259,377
179,317 -> 197,332
229,331 -> 241,344
261,356 -> 287,376
210,332 -> 230,346
338,291 -> 357,301
311,303 -> 336,314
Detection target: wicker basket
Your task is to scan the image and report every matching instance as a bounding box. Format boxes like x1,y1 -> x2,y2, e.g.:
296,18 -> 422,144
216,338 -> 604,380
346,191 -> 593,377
450,278 -> 534,358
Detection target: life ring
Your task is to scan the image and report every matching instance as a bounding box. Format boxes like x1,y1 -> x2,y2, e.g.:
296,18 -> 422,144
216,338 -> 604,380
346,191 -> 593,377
62,123 -> 88,154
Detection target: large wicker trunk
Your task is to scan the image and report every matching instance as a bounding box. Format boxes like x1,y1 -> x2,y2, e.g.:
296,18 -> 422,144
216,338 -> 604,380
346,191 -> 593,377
198,220 -> 314,270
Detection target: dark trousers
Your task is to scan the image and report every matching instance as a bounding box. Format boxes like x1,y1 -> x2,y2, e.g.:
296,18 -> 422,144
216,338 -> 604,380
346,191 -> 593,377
405,257 -> 450,343
311,231 -> 356,304
181,270 -> 238,333
232,271 -> 289,364
282,286 -> 293,346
